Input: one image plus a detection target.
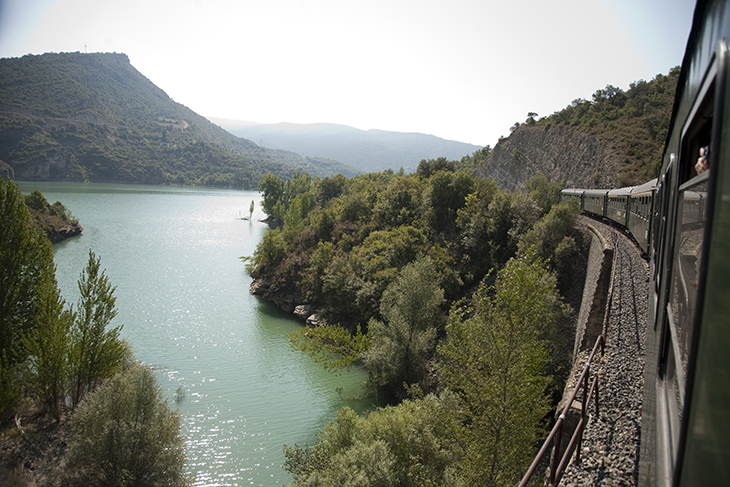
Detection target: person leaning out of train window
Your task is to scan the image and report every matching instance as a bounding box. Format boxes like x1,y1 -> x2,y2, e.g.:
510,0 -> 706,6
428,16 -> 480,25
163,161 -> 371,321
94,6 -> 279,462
695,145 -> 710,174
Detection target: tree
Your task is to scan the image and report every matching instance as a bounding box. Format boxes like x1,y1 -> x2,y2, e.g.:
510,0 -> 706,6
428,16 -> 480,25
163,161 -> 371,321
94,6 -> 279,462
416,157 -> 455,179
69,250 -> 126,407
66,364 -> 191,487
288,323 -> 369,373
24,188 -> 49,211
526,173 -> 563,216
517,202 -> 579,289
258,173 -> 285,219
421,169 -> 474,238
0,178 -> 57,364
438,251 -> 570,486
249,200 -> 254,220
284,394 -> 456,487
0,178 -> 57,413
21,275 -> 72,420
314,173 -> 346,206
365,255 -> 445,394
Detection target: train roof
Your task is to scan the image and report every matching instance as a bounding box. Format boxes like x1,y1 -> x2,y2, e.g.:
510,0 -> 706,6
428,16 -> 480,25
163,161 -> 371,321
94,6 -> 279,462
630,178 -> 658,196
583,188 -> 610,196
608,187 -> 633,197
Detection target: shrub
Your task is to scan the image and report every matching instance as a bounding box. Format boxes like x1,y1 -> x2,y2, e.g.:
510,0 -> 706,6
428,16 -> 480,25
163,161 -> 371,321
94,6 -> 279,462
66,364 -> 191,487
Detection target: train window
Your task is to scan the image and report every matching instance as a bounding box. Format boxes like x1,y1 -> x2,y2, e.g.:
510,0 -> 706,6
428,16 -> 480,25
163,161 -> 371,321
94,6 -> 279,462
670,176 -> 708,375
660,54 -> 719,446
680,77 -> 715,184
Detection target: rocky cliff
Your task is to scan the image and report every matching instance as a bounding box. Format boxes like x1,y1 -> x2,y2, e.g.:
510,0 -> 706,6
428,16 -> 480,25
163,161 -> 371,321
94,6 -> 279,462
473,125 -> 627,192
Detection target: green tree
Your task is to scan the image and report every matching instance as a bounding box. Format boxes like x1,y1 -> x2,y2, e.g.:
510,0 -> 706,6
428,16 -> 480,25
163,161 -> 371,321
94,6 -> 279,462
284,394 -> 456,487
66,364 -> 191,487
438,251 -> 569,486
21,275 -> 72,421
314,173 -> 346,207
365,255 -> 445,394
288,323 -> 370,373
0,179 -> 57,364
24,188 -> 49,211
248,228 -> 287,274
259,173 -> 285,219
416,157 -> 455,179
525,173 -> 563,216
421,169 -> 474,238
321,225 -> 429,327
373,174 -> 421,228
517,202 -> 579,289
485,189 -> 517,268
69,250 -> 126,407
0,178 -> 57,413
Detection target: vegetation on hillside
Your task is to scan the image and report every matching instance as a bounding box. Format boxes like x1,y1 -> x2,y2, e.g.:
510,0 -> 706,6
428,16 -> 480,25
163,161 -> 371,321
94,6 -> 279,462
0,178 -> 190,486
247,163 -> 582,484
0,52 -> 357,188
23,189 -> 82,242
508,68 -> 680,185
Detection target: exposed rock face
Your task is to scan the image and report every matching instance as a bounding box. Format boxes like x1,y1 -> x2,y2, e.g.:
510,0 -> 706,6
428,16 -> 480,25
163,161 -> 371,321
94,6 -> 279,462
46,223 -> 83,243
249,278 -> 302,314
293,305 -> 312,320
474,125 -> 626,191
252,280 -> 325,326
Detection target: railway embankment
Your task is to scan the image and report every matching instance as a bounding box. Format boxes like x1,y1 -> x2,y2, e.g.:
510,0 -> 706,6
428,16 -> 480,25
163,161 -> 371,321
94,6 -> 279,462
551,216 -> 648,486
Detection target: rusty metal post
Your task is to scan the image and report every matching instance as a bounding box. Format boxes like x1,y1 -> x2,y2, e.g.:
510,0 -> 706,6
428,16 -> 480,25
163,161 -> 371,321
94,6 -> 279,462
550,419 -> 564,484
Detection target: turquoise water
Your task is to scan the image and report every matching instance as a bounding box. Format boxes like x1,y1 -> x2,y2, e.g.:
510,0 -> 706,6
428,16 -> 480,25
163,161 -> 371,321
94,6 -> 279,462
17,181 -> 372,486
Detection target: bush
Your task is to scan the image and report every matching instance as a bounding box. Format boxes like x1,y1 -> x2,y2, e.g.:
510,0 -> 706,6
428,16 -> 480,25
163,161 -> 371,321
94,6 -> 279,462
66,365 -> 191,487
284,394 -> 456,487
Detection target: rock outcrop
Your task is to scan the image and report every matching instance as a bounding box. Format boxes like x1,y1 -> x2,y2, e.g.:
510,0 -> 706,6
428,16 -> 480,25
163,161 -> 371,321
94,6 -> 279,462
251,280 -> 325,326
474,125 -> 627,191
46,223 -> 83,243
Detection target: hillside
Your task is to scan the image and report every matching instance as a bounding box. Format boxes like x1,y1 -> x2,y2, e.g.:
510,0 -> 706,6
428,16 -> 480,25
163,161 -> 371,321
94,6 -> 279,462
0,52 -> 358,188
473,67 -> 679,191
213,120 -> 481,173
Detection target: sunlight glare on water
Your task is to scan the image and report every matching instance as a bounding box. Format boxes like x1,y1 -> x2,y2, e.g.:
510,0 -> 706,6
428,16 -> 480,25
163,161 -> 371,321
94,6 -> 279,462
18,182 -> 372,487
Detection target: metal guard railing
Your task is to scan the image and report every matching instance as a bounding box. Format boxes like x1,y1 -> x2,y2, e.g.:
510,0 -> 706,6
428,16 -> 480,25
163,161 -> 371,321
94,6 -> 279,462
517,334 -> 605,487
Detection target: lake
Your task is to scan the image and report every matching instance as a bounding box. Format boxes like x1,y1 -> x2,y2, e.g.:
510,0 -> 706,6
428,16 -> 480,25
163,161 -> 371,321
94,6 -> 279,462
17,181 -> 372,487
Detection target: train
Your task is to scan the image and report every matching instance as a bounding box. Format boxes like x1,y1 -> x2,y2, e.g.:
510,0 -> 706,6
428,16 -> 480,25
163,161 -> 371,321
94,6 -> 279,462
561,179 -> 658,255
560,0 -> 730,485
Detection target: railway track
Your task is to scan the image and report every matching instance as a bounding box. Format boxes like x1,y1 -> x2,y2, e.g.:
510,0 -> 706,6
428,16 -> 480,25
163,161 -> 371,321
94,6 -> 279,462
558,218 -> 649,486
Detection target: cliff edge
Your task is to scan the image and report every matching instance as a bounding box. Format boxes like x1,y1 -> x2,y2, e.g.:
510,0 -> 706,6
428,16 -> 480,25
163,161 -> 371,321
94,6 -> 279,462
473,125 -> 626,192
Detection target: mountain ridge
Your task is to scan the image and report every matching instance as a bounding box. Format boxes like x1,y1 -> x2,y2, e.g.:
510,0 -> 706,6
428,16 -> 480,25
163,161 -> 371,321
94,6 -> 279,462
214,119 -> 482,173
0,52 -> 358,188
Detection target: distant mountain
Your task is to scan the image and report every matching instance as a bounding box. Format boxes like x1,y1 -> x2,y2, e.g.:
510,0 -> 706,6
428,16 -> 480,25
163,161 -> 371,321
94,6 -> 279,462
210,120 -> 482,173
0,52 -> 358,188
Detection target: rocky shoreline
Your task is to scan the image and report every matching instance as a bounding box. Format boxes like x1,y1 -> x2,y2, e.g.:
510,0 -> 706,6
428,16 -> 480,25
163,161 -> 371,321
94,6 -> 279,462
249,278 -> 325,327
46,223 -> 83,243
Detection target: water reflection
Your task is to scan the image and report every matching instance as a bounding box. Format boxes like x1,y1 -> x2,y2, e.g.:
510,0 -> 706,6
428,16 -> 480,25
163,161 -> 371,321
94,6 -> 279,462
18,182 -> 372,487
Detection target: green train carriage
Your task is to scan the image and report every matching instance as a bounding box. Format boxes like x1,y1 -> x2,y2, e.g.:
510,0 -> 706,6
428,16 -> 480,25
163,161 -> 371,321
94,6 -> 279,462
640,0 -> 730,484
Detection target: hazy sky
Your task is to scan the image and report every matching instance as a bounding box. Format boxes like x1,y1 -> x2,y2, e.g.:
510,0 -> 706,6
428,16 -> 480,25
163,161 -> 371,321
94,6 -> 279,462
0,0 -> 696,146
